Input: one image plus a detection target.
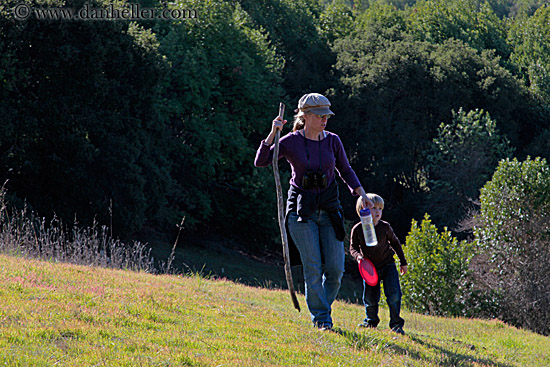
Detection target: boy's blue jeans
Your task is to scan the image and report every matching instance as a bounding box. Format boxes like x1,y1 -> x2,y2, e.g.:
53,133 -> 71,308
287,210 -> 345,328
363,262 -> 404,329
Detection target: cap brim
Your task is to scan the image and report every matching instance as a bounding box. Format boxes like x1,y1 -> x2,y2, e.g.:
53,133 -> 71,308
308,106 -> 334,116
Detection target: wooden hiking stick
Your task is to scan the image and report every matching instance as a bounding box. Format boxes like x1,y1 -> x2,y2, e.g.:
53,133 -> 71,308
273,102 -> 300,312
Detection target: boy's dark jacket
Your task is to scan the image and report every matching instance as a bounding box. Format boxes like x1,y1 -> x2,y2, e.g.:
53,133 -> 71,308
350,220 -> 407,269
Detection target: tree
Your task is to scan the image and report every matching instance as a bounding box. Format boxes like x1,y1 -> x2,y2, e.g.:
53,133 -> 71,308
158,0 -> 285,243
237,0 -> 336,102
423,108 -> 514,231
332,33 -> 531,235
406,0 -> 510,60
474,157 -> 550,335
354,1 -> 407,40
0,0 -> 173,236
509,0 -> 548,17
508,4 -> 550,106
525,127 -> 550,160
318,0 -> 355,45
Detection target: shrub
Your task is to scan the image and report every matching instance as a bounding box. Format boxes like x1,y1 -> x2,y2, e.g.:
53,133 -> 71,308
474,157 -> 550,335
402,214 -> 476,316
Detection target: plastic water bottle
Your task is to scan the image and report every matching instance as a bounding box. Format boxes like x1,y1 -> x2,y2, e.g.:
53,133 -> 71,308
360,208 -> 378,247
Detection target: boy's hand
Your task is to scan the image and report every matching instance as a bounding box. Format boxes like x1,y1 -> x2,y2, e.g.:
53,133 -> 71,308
357,256 -> 363,264
400,265 -> 408,275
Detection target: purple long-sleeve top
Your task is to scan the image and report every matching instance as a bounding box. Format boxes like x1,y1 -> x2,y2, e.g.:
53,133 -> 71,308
254,130 -> 361,194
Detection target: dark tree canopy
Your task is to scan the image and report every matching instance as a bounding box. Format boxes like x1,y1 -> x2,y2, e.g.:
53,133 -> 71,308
0,0 -> 549,254
331,32 -> 535,234
0,0 -> 173,235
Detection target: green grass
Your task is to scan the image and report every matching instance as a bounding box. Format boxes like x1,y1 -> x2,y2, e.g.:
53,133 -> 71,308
149,239 -> 367,304
0,254 -> 548,366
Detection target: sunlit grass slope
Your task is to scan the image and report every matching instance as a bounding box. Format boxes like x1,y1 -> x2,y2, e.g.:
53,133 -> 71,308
0,254 -> 548,366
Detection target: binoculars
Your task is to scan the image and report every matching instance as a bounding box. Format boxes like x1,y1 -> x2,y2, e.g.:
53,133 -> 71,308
302,169 -> 327,189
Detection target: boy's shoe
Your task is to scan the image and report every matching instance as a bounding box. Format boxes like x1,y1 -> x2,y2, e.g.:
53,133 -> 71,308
357,322 -> 376,329
391,326 -> 405,335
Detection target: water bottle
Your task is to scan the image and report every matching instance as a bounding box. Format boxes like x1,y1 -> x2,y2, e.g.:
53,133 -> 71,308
360,208 -> 378,247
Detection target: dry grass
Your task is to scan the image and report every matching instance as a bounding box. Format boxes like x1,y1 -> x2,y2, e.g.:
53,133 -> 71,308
0,185 -> 155,273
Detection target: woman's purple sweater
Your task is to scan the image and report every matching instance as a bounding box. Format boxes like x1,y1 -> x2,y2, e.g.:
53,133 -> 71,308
254,130 -> 361,194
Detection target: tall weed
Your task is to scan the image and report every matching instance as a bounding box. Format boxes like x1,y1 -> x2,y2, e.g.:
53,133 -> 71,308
0,185 -> 155,272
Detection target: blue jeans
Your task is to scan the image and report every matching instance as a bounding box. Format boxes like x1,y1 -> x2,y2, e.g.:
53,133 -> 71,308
363,262 -> 404,329
287,210 -> 345,328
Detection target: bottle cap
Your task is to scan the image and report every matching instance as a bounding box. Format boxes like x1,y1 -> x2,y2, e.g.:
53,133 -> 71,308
360,208 -> 371,217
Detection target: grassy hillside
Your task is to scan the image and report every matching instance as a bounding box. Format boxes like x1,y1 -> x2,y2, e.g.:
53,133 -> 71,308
0,254 -> 548,366
148,237 -> 370,305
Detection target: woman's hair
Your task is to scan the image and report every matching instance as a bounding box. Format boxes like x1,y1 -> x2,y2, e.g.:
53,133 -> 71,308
355,194 -> 385,216
292,113 -> 307,131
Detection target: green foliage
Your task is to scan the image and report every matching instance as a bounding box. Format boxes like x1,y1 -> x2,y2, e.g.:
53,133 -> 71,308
354,1 -> 407,39
475,157 -> 550,335
332,32 -> 531,233
402,215 -> 475,316
477,157 -> 550,251
484,0 -> 515,18
525,127 -> 550,159
0,0 -> 174,236
237,0 -> 335,101
510,0 -> 549,16
424,108 -> 514,230
509,4 -> 550,105
157,0 -> 284,241
406,0 -> 510,59
318,0 -> 355,44
357,0 -> 418,10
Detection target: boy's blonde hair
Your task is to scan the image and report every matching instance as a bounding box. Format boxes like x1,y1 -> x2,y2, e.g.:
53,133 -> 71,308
356,193 -> 385,217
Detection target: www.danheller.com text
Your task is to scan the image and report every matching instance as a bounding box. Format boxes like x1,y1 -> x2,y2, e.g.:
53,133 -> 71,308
12,3 -> 198,21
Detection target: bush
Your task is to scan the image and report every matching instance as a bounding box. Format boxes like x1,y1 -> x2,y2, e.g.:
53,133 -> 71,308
474,157 -> 550,335
402,215 -> 477,316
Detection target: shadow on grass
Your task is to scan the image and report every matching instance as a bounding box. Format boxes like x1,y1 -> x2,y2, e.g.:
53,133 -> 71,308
151,239 -> 365,304
332,328 -> 514,367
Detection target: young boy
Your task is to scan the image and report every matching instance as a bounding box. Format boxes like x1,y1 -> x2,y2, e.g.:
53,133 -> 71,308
350,193 -> 408,335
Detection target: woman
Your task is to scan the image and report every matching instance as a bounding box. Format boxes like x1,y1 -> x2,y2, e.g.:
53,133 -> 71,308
254,93 -> 373,330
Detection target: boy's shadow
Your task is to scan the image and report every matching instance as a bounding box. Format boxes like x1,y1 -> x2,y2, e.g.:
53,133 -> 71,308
332,327 -> 514,367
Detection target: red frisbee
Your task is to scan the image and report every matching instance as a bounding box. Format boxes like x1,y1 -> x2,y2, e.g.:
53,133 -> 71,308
358,258 -> 378,286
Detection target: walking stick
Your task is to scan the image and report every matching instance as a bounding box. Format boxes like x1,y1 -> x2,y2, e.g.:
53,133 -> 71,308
273,102 -> 300,312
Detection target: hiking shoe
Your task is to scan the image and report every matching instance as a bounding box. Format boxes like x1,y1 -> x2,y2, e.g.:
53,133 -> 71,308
318,325 -> 333,331
357,322 -> 376,329
391,326 -> 405,335
315,323 -> 333,331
